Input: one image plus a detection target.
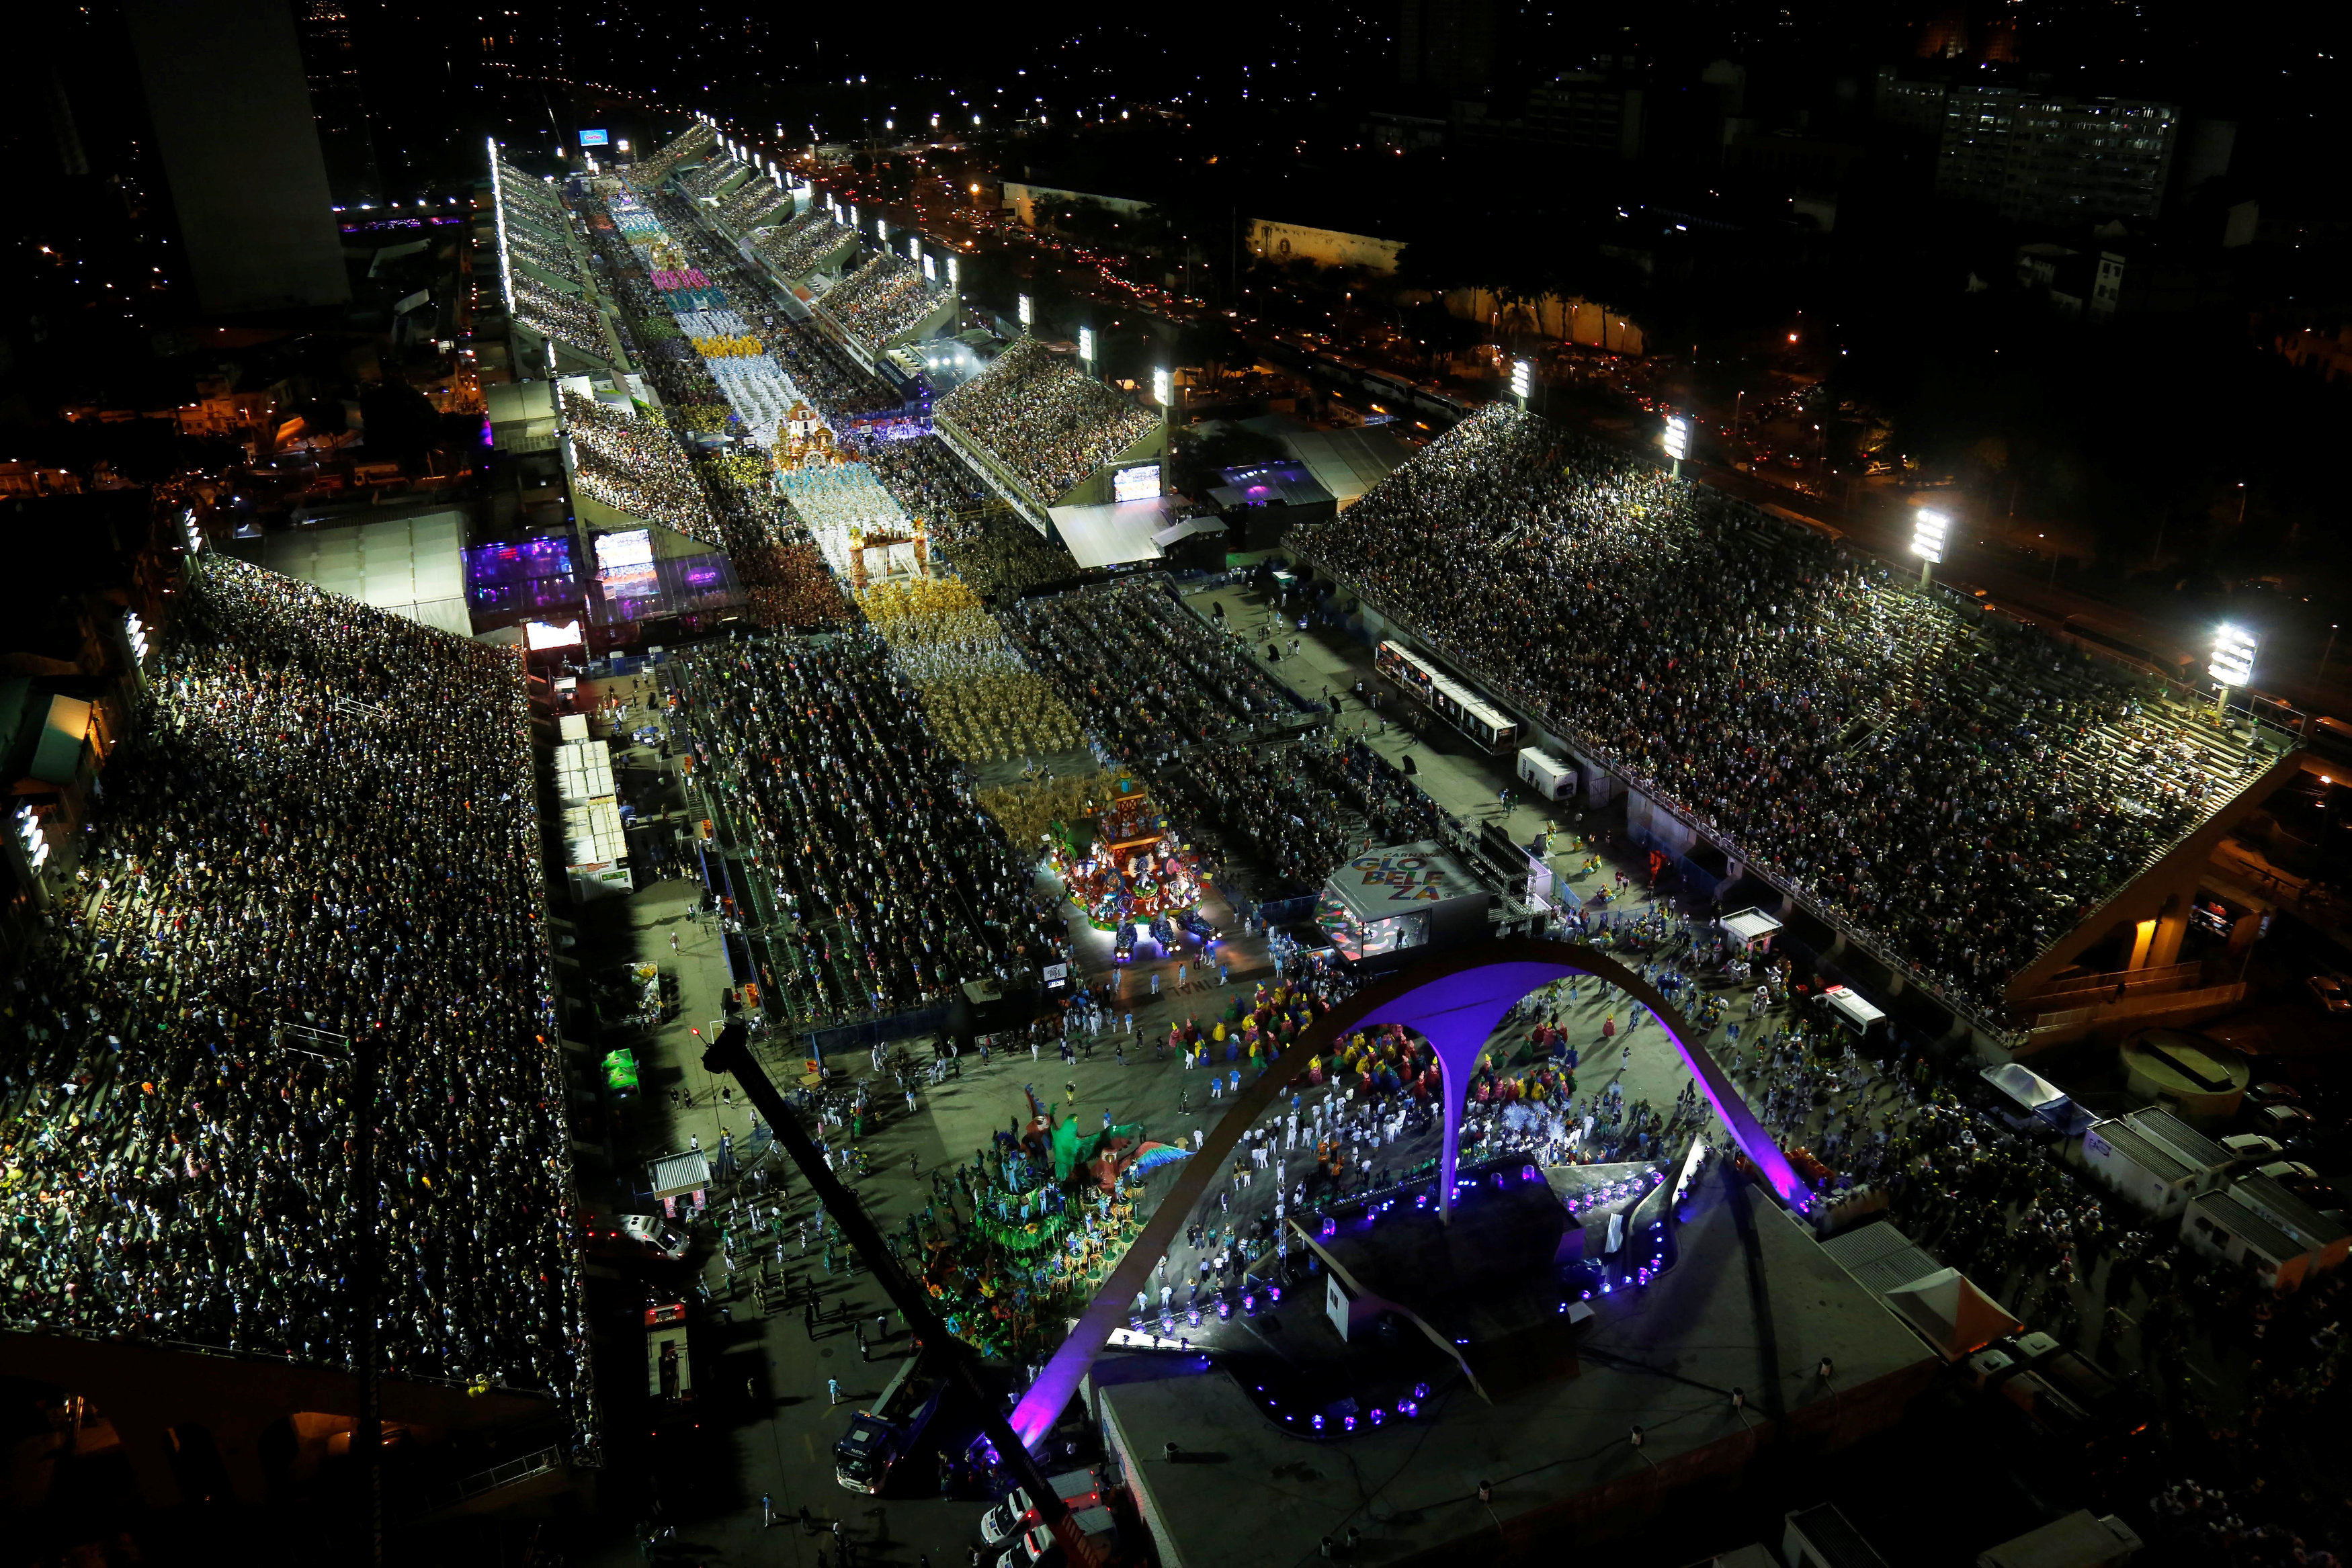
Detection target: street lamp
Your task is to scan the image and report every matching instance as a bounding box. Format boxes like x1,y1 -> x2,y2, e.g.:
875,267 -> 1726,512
1509,358 -> 1531,408
1910,509 -> 1949,590
2210,624 -> 2257,715
1662,415 -> 1689,480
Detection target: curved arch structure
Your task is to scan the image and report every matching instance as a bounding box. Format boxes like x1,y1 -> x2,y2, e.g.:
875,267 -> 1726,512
1007,939 -> 1810,1445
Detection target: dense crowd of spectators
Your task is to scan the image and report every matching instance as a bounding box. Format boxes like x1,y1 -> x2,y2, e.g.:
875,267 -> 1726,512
720,179 -> 792,234
931,509 -> 1082,603
0,560 -> 591,1440
511,276 -> 606,359
760,313 -> 900,425
937,335 -> 1159,505
673,634 -> 1058,1023
562,391 -> 721,545
851,432 -> 984,516
631,122 -> 713,186
505,224 -> 580,288
1157,743 -> 1360,898
1288,407 -> 2265,1012
818,252 -> 946,349
754,207 -> 853,279
743,543 -> 855,630
1005,580 -> 1292,765
679,154 -> 746,203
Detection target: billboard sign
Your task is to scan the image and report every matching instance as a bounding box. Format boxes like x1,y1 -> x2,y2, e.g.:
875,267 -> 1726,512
579,128 -> 610,147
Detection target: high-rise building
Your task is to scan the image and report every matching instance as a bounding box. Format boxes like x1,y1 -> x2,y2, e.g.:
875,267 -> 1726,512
1935,85 -> 2179,225
1397,0 -> 1495,95
124,0 -> 350,314
296,0 -> 383,208
1521,73 -> 1646,161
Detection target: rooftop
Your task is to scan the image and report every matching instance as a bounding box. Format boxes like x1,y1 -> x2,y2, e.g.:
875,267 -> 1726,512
1105,1179 -> 1933,1561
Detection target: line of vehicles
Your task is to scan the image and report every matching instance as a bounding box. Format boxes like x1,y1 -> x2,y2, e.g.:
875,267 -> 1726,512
827,1350 -> 1125,1564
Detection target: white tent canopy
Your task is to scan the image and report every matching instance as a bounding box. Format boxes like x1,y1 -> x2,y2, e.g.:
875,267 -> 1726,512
1882,1266 -> 2023,1361
1048,498 -> 1171,569
255,509 -> 470,637
1720,906 -> 1784,946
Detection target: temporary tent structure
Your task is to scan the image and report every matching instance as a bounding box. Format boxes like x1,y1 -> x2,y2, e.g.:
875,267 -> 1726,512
1882,1266 -> 2023,1361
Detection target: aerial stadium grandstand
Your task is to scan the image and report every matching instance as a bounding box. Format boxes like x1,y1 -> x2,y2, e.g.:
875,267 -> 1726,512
489,146 -> 624,374
560,388 -> 722,550
1284,406 -> 2299,1047
811,249 -> 956,372
716,171 -> 797,238
630,119 -> 715,185
0,556 -> 592,1499
932,333 -> 1164,539
750,204 -> 860,292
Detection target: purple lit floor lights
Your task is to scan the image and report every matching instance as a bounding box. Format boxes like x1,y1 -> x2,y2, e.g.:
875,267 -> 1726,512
1005,940 -> 1813,1448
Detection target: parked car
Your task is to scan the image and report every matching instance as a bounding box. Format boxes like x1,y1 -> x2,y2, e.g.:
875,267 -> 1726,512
2220,1133 -> 2285,1162
2249,1082 -> 2305,1107
586,1210 -> 690,1264
2260,1104 -> 2316,1135
2306,975 -> 2351,1014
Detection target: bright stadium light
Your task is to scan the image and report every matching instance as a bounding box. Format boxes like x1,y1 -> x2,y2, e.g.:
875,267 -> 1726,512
1079,326 -> 1095,365
946,255 -> 960,290
1662,414 -> 1689,478
877,217 -> 888,244
1017,294 -> 1033,327
909,234 -> 922,263
2211,624 -> 2257,711
14,803 -> 48,872
1153,367 -> 1172,411
1509,358 -> 1531,404
486,136 -> 513,316
1911,508 -> 1950,588
849,203 -> 859,229
123,609 -> 149,664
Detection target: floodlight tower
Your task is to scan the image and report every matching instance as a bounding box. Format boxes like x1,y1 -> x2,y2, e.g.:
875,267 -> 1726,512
1510,358 -> 1531,408
1911,508 -> 1950,590
2210,624 -> 2258,716
1663,415 -> 1689,480
1153,367 -> 1174,498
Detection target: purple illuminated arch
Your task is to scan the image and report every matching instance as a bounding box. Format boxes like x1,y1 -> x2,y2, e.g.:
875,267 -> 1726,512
1007,939 -> 1808,1445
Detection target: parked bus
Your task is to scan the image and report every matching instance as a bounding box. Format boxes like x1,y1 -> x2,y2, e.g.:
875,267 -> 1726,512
1375,641 -> 1521,752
